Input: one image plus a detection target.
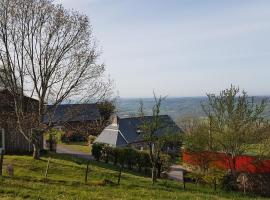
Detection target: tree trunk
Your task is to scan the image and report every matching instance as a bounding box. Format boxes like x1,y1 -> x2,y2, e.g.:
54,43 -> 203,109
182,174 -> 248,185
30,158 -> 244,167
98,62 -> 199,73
231,156 -> 237,177
33,143 -> 40,159
157,163 -> 161,178
152,165 -> 157,184
118,165 -> 123,185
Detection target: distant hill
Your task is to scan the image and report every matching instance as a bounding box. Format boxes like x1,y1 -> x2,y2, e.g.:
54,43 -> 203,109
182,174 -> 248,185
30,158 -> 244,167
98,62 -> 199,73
116,97 -> 270,120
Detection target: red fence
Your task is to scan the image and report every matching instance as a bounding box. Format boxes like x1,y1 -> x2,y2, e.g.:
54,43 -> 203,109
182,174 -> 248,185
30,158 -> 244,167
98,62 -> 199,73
183,151 -> 270,173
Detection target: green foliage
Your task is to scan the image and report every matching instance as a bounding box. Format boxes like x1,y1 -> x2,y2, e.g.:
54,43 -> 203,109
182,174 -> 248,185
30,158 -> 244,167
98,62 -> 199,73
92,143 -> 105,161
202,168 -> 226,190
97,101 -> 115,121
220,172 -> 239,191
184,123 -> 213,152
91,143 -> 175,175
202,85 -> 267,158
158,154 -> 173,171
45,128 -> 64,143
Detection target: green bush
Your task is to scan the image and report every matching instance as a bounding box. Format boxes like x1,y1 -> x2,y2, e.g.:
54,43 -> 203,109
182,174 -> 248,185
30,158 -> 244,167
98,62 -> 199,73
92,144 -> 172,176
45,128 -> 64,143
220,172 -> 238,191
92,143 -> 105,161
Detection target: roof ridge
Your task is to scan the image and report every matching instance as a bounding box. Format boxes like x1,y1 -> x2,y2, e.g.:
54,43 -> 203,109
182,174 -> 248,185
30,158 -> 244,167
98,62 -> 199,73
119,114 -> 170,119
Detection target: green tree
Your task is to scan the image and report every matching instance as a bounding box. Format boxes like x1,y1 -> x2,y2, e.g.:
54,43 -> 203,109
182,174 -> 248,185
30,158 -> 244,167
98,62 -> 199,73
202,85 -> 267,175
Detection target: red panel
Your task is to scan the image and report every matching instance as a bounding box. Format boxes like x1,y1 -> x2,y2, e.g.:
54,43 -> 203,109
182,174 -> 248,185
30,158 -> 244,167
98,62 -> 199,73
183,151 -> 270,173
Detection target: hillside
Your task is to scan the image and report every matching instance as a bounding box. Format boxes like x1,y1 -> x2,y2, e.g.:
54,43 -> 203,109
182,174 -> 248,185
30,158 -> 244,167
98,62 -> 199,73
117,97 -> 270,120
0,153 -> 268,200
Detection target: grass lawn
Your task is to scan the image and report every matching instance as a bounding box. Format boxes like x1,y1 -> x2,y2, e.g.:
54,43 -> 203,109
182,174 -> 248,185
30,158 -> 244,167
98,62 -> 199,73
59,142 -> 91,154
0,153 -> 269,200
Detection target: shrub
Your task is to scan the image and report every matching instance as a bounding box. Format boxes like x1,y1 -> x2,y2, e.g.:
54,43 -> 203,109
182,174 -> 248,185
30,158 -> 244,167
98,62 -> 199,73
92,145 -> 172,177
45,128 -> 64,143
102,145 -> 114,163
123,148 -> 137,170
220,172 -> 238,191
92,143 -> 105,161
202,168 -> 225,191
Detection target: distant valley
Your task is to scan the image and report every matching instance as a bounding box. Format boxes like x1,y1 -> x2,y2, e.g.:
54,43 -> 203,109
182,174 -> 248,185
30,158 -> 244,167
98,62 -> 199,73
116,97 -> 270,120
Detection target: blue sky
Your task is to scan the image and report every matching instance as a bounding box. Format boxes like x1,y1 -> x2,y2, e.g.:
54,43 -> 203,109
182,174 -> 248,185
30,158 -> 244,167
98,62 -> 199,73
57,0 -> 270,98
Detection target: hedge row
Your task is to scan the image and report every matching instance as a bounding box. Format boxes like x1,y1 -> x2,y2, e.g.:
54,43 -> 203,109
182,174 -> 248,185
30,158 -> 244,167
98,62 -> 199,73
92,143 -> 172,175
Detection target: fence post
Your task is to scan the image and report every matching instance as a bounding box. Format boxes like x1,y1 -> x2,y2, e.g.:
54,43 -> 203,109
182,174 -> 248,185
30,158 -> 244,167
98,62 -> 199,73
0,150 -> 3,177
118,165 -> 123,185
183,170 -> 186,190
85,161 -> 90,184
44,157 -> 51,182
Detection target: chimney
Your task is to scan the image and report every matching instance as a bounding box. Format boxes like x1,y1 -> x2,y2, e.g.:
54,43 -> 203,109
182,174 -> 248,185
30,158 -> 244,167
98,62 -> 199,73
111,115 -> 118,126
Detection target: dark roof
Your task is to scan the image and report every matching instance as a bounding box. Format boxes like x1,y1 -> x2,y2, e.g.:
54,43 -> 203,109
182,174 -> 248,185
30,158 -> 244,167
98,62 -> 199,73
0,88 -> 39,112
43,104 -> 101,124
95,115 -> 183,147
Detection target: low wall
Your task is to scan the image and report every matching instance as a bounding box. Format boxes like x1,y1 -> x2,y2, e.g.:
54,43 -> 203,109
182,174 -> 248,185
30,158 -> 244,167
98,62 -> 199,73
183,151 -> 270,173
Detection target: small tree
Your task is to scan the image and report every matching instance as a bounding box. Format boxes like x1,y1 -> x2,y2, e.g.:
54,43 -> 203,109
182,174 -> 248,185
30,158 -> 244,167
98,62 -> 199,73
139,94 -> 181,184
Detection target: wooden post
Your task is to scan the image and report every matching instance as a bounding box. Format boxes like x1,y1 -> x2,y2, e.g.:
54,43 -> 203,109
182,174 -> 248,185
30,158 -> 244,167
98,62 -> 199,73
85,161 -> 90,184
0,150 -> 3,177
117,166 -> 122,185
213,177 -> 217,191
183,170 -> 186,190
44,157 -> 51,182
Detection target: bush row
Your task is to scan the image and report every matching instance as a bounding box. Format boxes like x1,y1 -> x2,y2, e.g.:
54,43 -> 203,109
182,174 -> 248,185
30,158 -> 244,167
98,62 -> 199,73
92,143 -> 172,175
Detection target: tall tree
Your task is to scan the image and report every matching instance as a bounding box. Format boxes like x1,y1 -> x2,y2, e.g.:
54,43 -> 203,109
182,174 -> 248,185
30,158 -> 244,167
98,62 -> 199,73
202,85 -> 267,175
0,0 -> 111,159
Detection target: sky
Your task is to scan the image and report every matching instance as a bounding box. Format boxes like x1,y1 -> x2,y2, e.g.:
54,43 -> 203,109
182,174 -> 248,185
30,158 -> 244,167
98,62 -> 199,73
57,0 -> 270,98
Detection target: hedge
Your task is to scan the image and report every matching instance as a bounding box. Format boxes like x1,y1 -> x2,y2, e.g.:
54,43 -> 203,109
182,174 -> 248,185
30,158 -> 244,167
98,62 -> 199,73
92,143 -> 171,175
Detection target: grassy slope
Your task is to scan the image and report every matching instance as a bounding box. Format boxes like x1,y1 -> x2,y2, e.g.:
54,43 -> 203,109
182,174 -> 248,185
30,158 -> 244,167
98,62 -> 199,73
0,153 -> 268,200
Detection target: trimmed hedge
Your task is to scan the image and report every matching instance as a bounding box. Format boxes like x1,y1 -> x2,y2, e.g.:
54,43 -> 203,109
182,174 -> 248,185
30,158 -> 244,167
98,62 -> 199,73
92,143 -> 172,175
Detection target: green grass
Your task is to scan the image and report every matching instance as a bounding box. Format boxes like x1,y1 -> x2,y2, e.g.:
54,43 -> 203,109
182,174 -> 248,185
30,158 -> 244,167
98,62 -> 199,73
59,142 -> 91,154
0,153 -> 268,200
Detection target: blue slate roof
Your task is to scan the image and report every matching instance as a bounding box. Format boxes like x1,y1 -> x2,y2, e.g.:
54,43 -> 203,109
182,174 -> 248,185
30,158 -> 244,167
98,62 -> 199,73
43,104 -> 100,124
95,115 -> 183,147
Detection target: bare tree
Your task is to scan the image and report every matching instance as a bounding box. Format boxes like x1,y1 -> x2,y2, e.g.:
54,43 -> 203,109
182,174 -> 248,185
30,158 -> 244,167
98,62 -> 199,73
0,0 -> 111,159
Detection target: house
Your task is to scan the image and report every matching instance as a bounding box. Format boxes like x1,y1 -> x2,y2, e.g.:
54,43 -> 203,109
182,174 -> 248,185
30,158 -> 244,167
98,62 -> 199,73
95,115 -> 183,150
0,88 -> 43,153
43,104 -> 103,139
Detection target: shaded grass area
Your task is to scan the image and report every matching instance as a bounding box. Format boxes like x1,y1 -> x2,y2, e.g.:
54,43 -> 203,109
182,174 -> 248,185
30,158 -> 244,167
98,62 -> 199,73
58,142 -> 91,154
0,153 -> 269,200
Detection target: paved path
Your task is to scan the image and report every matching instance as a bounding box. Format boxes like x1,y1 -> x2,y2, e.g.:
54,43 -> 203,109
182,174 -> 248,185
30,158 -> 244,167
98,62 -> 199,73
56,144 -> 93,161
167,165 -> 186,182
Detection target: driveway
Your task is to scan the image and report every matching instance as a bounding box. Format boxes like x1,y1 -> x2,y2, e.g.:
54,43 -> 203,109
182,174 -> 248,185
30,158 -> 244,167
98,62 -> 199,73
56,144 -> 93,161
